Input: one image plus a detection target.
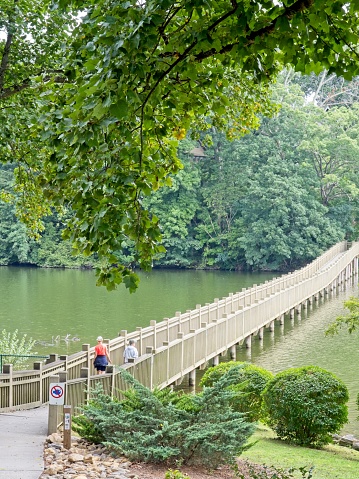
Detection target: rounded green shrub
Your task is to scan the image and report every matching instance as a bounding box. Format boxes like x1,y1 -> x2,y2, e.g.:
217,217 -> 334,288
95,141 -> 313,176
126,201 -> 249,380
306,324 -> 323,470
200,361 -> 273,422
262,365 -> 349,447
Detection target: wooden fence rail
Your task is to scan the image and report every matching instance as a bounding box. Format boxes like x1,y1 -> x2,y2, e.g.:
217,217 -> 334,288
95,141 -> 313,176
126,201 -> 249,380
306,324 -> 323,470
1,240 -> 358,412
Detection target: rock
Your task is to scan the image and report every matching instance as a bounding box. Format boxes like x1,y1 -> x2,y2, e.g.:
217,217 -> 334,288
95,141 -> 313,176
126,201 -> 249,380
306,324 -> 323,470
40,437 -> 133,479
68,453 -> 85,463
45,447 -> 56,456
47,433 -> 63,444
339,434 -> 356,447
44,464 -> 61,475
352,441 -> 359,451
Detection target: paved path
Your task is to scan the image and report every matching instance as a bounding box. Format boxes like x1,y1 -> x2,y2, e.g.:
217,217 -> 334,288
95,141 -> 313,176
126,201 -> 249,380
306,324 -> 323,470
0,406 -> 47,479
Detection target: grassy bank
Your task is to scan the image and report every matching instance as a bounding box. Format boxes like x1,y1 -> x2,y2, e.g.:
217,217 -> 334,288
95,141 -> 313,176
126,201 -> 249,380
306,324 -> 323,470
241,426 -> 359,479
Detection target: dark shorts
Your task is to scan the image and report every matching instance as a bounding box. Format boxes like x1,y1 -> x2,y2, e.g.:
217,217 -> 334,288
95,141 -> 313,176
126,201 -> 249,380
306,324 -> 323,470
94,355 -> 108,371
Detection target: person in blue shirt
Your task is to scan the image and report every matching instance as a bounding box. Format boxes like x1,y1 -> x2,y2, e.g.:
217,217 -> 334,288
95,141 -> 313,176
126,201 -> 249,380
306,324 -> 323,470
123,339 -> 139,364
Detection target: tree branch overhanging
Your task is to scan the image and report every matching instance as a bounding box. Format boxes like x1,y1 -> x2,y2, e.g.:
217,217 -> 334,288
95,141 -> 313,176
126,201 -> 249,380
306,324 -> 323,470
0,71 -> 67,100
0,31 -> 14,91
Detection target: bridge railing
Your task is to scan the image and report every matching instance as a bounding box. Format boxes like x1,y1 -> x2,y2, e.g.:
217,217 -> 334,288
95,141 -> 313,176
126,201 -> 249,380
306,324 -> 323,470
65,240 -> 358,402
0,240 -> 357,411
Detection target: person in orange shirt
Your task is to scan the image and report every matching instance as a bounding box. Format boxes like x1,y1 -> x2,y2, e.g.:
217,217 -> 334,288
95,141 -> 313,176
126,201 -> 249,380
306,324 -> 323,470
93,336 -> 111,375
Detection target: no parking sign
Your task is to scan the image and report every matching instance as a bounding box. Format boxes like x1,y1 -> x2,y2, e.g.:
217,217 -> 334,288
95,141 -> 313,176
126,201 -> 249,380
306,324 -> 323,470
49,383 -> 65,405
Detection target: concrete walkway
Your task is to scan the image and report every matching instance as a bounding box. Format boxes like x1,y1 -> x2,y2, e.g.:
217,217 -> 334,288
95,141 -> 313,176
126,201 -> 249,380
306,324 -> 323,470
0,406 -> 47,479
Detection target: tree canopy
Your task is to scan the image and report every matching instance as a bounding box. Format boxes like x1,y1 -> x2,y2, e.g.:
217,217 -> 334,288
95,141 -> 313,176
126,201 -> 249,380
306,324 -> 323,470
1,0 -> 359,289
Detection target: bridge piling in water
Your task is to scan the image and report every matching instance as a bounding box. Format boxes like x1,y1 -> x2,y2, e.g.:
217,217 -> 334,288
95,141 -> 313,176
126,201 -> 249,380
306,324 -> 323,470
188,369 -> 196,387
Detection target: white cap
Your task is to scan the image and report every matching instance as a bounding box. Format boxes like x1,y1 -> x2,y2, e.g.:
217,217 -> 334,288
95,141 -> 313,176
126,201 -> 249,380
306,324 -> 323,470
97,336 -> 103,341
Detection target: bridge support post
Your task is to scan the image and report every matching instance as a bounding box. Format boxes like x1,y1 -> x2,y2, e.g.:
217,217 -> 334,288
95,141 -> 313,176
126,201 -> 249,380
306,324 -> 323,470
189,369 -> 196,387
150,320 -> 157,350
119,330 -> 128,340
3,364 -> 13,408
279,314 -> 284,325
229,345 -> 236,360
258,328 -> 264,340
59,355 -> 68,371
46,354 -> 59,364
136,327 -> 143,355
82,344 -> 91,375
245,335 -> 251,349
269,321 -> 275,332
34,361 -> 43,404
146,346 -> 155,390
213,355 -> 220,366
80,367 -> 90,403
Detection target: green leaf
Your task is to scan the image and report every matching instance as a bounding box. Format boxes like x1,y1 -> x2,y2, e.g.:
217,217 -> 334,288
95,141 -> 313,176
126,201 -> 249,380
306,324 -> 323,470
109,100 -> 128,119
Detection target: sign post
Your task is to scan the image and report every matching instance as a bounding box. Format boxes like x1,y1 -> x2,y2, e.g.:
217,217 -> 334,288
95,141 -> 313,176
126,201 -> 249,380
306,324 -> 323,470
49,383 -> 65,405
63,405 -> 72,449
48,376 -> 66,434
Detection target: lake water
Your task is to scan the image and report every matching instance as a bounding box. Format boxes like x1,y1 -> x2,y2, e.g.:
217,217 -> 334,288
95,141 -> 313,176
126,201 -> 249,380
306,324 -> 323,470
0,266 -> 358,434
0,266 -> 275,356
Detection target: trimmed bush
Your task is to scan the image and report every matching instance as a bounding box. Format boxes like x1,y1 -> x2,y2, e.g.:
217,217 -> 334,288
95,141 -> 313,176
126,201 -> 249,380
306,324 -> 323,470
73,367 -> 255,468
262,365 -> 349,447
200,361 -> 273,422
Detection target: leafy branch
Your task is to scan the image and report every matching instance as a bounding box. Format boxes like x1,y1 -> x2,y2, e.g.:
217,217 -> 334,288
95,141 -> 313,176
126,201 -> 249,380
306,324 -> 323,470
325,297 -> 359,335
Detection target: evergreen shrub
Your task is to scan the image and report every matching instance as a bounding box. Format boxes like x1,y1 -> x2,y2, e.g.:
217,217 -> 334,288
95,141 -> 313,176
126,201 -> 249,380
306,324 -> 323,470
200,361 -> 273,421
73,368 -> 255,468
261,366 -> 349,447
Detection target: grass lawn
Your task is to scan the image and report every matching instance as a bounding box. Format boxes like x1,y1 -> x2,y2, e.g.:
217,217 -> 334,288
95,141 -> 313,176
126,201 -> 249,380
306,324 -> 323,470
241,426 -> 359,479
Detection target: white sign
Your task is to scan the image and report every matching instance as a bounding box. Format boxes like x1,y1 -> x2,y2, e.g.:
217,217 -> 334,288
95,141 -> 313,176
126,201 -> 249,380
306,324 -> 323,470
64,412 -> 71,430
49,382 -> 65,405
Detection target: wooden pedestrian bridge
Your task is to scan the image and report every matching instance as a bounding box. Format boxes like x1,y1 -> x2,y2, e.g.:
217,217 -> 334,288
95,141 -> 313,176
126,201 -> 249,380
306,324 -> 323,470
1,240 -> 359,413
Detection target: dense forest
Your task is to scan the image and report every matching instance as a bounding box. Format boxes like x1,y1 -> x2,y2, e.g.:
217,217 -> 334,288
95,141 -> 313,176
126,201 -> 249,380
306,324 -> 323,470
2,0 -> 359,289
2,70 -> 359,273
